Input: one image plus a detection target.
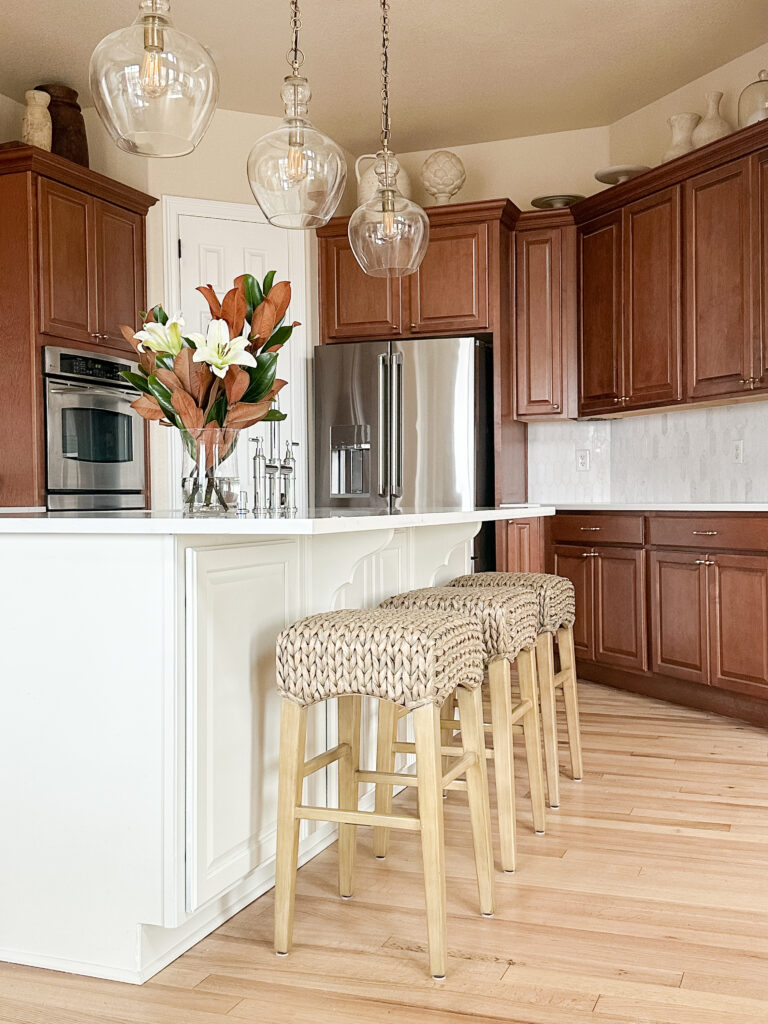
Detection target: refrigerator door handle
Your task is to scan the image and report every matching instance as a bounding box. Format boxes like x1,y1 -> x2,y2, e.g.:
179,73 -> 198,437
390,352 -> 403,498
377,353 -> 389,497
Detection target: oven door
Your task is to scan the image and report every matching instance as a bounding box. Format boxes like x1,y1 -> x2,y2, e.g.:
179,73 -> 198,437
46,379 -> 146,494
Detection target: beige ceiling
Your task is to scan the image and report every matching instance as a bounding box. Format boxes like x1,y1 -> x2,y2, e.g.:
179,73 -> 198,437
1,0 -> 766,154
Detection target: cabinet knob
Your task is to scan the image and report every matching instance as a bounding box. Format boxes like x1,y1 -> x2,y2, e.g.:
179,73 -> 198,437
553,404 -> 560,411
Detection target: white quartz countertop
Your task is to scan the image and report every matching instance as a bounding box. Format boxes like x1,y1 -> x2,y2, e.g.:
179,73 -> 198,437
0,504 -> 554,535
552,503 -> 768,512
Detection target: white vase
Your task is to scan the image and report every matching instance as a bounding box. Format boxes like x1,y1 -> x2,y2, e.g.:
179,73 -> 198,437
355,153 -> 412,205
421,150 -> 466,204
662,112 -> 700,163
692,91 -> 733,148
21,89 -> 52,151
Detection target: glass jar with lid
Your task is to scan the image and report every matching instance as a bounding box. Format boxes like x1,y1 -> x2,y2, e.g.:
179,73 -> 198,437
738,70 -> 768,128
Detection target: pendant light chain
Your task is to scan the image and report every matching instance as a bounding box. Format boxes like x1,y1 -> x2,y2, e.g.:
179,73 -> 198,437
287,0 -> 304,75
380,0 -> 391,152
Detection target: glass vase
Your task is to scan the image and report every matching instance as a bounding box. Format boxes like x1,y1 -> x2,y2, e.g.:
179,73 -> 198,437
180,427 -> 241,516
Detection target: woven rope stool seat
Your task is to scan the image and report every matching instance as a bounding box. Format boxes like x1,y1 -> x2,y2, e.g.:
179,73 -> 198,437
273,608 -> 494,980
449,572 -> 575,634
449,570 -> 583,809
376,585 -> 546,872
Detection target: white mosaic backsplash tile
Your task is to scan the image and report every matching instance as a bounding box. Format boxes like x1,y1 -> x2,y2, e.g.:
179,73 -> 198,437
527,402 -> 768,503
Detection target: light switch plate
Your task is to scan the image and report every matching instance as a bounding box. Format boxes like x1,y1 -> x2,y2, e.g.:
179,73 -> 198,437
733,439 -> 744,464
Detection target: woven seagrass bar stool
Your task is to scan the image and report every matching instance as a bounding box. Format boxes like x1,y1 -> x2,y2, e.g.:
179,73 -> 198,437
273,608 -> 495,980
449,572 -> 582,810
378,587 -> 545,873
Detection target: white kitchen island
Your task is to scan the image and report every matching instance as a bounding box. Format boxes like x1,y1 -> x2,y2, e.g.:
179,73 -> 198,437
0,505 -> 553,983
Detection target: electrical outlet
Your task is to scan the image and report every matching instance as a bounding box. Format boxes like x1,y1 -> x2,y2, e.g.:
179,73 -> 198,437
576,449 -> 590,472
733,439 -> 744,464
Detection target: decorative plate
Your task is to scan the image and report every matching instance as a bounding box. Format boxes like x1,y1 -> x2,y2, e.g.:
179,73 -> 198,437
530,194 -> 585,209
594,165 -> 651,185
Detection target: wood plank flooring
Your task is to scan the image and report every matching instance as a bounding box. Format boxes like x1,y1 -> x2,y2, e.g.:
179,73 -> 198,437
1,681 -> 767,1023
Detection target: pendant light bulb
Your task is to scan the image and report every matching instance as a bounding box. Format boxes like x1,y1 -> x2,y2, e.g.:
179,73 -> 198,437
89,0 -> 219,158
247,2 -> 347,229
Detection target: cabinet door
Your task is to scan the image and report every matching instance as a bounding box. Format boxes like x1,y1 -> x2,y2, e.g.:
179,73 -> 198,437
95,200 -> 145,349
623,187 -> 682,408
752,150 -> 768,390
684,158 -> 753,399
708,553 -> 768,698
38,178 -> 97,344
578,212 -> 623,414
516,226 -> 575,417
649,549 -> 709,684
409,222 -> 489,333
320,235 -> 403,340
505,517 -> 543,573
553,544 -> 594,661
595,547 -> 647,671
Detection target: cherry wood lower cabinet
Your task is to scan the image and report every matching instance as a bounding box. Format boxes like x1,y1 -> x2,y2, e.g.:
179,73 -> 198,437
504,517 -> 545,573
709,553 -> 768,698
553,544 -> 595,661
649,549 -> 709,685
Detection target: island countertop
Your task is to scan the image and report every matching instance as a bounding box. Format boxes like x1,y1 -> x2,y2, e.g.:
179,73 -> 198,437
0,504 -> 554,535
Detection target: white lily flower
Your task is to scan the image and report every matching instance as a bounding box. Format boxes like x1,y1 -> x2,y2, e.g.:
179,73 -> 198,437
134,312 -> 185,356
191,318 -> 257,379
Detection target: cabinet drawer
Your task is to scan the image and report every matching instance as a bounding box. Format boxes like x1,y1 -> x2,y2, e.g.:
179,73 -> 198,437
648,516 -> 768,552
551,514 -> 644,546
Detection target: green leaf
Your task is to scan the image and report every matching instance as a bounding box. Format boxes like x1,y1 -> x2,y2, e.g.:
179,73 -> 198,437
241,273 -> 261,321
262,270 -> 276,295
260,323 -> 294,352
120,370 -> 151,394
242,352 -> 278,403
151,304 -> 169,325
146,374 -> 179,425
207,393 -> 227,426
263,408 -> 288,421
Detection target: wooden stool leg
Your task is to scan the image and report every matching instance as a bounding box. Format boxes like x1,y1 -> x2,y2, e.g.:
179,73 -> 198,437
456,685 -> 494,916
373,699 -> 398,858
337,695 -> 361,898
274,699 -> 307,955
487,658 -> 517,872
536,631 -> 561,809
413,702 -> 448,980
558,625 -> 583,781
441,690 -> 458,783
518,648 -> 547,835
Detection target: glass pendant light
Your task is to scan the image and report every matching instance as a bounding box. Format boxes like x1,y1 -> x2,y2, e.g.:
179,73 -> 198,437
348,0 -> 428,278
247,0 -> 347,229
89,0 -> 219,158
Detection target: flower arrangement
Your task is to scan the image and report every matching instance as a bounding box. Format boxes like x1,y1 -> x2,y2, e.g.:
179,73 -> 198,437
119,271 -> 298,512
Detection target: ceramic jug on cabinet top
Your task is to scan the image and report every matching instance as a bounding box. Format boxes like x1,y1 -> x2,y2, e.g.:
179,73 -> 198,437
355,153 -> 413,205
692,92 -> 733,148
662,112 -> 700,163
21,90 -> 52,151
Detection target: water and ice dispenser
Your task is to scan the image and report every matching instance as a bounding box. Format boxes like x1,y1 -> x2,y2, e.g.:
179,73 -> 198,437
329,425 -> 371,498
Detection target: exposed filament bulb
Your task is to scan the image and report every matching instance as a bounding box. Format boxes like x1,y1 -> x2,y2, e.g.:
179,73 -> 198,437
140,17 -> 169,97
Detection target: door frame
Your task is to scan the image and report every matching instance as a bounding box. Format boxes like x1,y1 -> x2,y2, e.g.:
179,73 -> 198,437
162,195 -> 314,507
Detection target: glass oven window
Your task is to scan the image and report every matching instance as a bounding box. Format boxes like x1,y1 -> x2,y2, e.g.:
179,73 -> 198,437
61,408 -> 134,463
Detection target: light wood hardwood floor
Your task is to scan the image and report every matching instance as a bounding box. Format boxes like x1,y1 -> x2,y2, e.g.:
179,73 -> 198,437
1,681 -> 767,1024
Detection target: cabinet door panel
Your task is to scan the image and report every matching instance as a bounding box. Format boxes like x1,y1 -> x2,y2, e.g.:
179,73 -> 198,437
624,187 -> 682,408
553,544 -> 594,661
753,150 -> 768,390
95,201 -> 144,349
321,236 -> 402,340
38,178 -> 96,343
649,550 -> 708,684
505,517 -> 543,573
684,159 -> 753,398
709,553 -> 768,697
409,222 -> 489,332
579,213 -> 623,414
595,547 -> 647,671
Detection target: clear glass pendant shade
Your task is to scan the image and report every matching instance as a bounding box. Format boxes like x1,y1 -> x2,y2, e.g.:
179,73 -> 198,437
247,75 -> 347,229
348,152 -> 429,277
89,0 -> 219,158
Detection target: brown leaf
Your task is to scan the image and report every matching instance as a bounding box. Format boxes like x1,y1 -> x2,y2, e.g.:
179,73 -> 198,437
267,281 -> 291,323
131,395 -> 165,421
173,348 -> 194,393
190,361 -> 213,406
224,366 -> 249,405
120,325 -> 141,352
155,368 -> 184,393
249,297 -> 277,343
223,398 -> 272,429
139,351 -> 157,376
268,379 -> 288,400
196,284 -> 222,319
145,308 -> 156,323
171,388 -> 204,432
221,287 -> 247,340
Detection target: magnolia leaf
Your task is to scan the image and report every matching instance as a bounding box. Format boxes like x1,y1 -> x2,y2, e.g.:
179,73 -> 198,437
190,361 -> 214,406
262,270 -> 276,295
121,370 -> 151,395
131,395 -> 165,421
171,388 -> 204,432
149,304 -> 168,325
155,368 -> 184,393
120,324 -> 141,352
223,397 -> 273,429
196,284 -> 222,319
224,366 -> 249,405
249,297 -> 277,342
267,281 -> 291,323
174,348 -> 194,393
235,273 -> 262,320
263,408 -> 288,421
268,378 -> 288,399
221,286 -> 247,340
242,352 -> 278,403
146,374 -> 178,424
139,350 -> 157,376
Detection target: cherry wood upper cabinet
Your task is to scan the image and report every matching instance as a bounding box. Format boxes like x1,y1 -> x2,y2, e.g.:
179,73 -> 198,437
623,187 -> 682,408
408,221 -> 489,333
684,158 -> 753,399
649,549 -> 709,685
708,553 -> 768,698
318,235 -> 403,340
515,212 -> 577,419
751,149 -> 768,390
578,211 -> 623,414
38,178 -> 97,345
94,201 -> 145,347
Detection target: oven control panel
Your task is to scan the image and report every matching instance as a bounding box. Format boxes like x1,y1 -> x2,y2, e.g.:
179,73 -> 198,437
43,345 -> 136,386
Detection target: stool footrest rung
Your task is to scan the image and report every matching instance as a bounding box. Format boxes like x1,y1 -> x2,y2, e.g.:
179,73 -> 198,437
356,769 -> 419,787
553,669 -> 569,689
393,741 -> 462,757
441,751 -> 478,789
295,805 -> 421,831
302,743 -> 350,777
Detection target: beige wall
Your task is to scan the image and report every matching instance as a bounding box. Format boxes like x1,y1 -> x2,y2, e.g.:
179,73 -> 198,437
0,93 -> 24,143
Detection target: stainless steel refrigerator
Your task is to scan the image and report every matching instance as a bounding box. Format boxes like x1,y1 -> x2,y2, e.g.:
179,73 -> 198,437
314,336 -> 495,568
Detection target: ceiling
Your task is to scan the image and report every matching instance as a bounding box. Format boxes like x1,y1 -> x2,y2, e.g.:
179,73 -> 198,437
1,0 -> 766,154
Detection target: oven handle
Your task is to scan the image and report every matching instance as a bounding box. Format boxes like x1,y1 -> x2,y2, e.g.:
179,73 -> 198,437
48,383 -> 138,402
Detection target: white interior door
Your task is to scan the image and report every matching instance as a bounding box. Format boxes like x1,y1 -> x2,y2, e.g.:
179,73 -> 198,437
164,198 -> 310,509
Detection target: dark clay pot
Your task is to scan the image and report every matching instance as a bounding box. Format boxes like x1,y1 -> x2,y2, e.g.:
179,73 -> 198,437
35,84 -> 89,167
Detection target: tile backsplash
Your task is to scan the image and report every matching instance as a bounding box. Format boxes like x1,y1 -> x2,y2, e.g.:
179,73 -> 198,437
527,402 -> 768,503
